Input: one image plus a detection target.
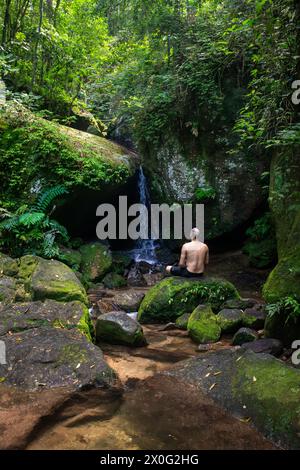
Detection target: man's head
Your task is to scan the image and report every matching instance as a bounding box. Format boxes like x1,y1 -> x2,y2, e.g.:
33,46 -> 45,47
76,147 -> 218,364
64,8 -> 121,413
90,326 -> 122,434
189,227 -> 201,241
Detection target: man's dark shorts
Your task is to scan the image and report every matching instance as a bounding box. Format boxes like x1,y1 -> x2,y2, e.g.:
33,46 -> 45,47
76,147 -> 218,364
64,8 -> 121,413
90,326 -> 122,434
170,266 -> 203,278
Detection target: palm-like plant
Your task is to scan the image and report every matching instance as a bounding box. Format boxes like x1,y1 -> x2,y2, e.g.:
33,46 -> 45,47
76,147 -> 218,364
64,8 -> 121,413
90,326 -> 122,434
0,185 -> 69,258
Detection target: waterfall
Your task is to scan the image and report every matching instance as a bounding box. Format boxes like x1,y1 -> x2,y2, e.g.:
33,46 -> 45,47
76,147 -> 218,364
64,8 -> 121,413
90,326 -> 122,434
132,166 -> 158,264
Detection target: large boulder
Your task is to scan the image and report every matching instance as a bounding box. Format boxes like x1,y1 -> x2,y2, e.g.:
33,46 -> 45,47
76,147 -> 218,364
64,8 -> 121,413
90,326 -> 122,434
0,299 -> 94,341
96,311 -> 146,347
0,104 -> 139,241
138,277 -> 240,323
0,327 -> 120,391
187,305 -> 221,344
80,243 -> 112,283
263,147 -> 300,303
164,349 -> 300,449
29,257 -> 88,305
143,133 -> 266,241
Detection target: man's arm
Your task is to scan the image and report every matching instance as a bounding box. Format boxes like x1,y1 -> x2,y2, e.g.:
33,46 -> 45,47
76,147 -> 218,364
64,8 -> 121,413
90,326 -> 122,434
179,245 -> 187,267
205,246 -> 209,265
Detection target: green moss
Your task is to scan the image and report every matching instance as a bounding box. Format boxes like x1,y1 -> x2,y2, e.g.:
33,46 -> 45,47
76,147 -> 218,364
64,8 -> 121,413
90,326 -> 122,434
77,305 -> 95,342
55,344 -> 88,368
31,258 -> 88,305
0,104 -> 135,211
102,272 -> 127,289
216,309 -> 244,334
233,353 -> 300,448
263,249 -> 300,303
57,247 -> 82,271
0,253 -> 19,277
80,242 -> 112,282
187,304 -> 221,344
138,277 -> 240,323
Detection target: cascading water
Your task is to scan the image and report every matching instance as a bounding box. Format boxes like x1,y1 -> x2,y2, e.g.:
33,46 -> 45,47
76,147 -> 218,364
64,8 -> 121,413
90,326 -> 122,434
131,166 -> 158,264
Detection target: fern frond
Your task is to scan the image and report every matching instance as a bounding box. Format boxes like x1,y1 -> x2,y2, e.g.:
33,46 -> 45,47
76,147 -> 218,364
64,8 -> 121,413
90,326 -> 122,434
0,216 -> 21,231
19,212 -> 45,227
33,185 -> 68,214
0,207 -> 14,220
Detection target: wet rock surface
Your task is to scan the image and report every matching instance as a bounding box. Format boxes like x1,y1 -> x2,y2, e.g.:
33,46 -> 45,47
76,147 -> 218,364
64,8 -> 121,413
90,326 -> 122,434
164,348 -> 300,449
0,327 -> 120,391
96,311 -> 146,347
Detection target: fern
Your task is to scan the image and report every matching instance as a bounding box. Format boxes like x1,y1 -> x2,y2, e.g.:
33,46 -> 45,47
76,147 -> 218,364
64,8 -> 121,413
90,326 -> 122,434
33,185 -> 68,213
19,212 -> 45,227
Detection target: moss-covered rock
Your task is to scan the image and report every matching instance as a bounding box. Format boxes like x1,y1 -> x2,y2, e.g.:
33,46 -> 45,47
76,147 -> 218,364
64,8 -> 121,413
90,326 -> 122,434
216,308 -> 244,334
0,299 -> 94,341
29,257 -> 88,305
242,307 -> 266,330
57,247 -> 82,271
0,104 -> 138,213
80,242 -> 112,283
0,276 -> 17,303
96,311 -> 146,346
263,251 -> 300,303
187,305 -> 221,344
138,276 -> 239,324
232,327 -> 258,346
0,327 -> 119,391
0,253 -> 18,277
263,147 -> 300,303
102,272 -> 127,289
175,312 -> 192,330
165,349 -> 300,449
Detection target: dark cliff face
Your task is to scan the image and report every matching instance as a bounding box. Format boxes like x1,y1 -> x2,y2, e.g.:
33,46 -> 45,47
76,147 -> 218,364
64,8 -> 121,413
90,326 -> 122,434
143,131 -> 267,242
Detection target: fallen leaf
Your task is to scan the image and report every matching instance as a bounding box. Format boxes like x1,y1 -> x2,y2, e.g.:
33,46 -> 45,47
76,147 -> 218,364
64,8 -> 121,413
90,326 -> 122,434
253,376 -> 257,382
76,363 -> 81,369
209,383 -> 217,391
214,371 -> 222,376
205,372 -> 211,378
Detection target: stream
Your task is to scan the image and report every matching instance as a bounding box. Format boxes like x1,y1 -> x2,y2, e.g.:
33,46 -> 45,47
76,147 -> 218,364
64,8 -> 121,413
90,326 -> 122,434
26,251 -> 274,450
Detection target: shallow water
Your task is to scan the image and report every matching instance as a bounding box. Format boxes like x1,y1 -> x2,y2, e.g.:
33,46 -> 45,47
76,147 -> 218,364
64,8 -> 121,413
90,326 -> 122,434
27,251 -> 273,450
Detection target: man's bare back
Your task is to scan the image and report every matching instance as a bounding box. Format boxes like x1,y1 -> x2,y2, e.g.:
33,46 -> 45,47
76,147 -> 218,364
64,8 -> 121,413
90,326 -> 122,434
166,228 -> 209,278
179,240 -> 209,274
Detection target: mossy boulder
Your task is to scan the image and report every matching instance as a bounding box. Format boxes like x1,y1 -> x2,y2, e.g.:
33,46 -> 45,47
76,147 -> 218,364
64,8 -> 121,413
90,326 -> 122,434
102,272 -> 127,289
242,307 -> 266,330
216,308 -> 244,334
0,104 -> 138,214
96,311 -> 146,347
57,247 -> 82,271
232,328 -> 258,346
175,312 -> 192,330
187,305 -> 221,344
263,251 -> 300,303
263,147 -> 300,303
0,327 -> 119,391
0,276 -> 17,303
165,349 -> 300,449
80,242 -> 112,283
138,277 -> 240,324
0,299 -> 94,341
0,253 -> 18,277
27,257 -> 88,305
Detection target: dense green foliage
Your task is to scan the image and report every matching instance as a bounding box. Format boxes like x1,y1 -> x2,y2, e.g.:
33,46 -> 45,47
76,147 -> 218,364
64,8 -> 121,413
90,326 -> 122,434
243,212 -> 277,268
0,185 -> 69,257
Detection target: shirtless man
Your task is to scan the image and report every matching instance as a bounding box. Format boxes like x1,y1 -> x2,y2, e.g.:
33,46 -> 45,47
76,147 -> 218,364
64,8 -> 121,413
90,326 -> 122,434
166,228 -> 209,278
